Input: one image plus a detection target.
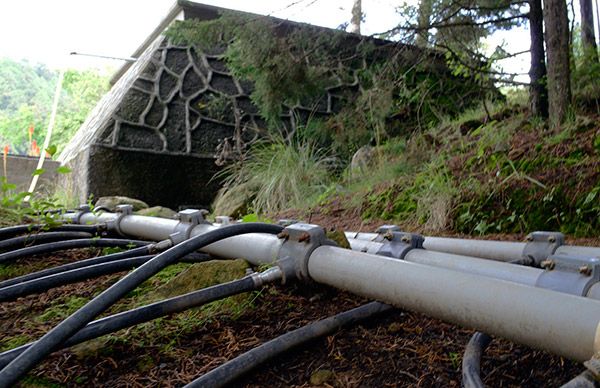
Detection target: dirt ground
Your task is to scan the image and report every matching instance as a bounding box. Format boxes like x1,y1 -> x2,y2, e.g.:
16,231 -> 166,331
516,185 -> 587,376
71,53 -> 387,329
1,212 -> 598,387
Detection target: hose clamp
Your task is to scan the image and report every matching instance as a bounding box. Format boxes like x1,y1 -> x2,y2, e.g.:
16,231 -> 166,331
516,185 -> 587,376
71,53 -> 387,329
169,209 -> 209,244
376,231 -> 424,260
535,253 -> 600,296
522,231 -> 564,266
277,223 -> 335,283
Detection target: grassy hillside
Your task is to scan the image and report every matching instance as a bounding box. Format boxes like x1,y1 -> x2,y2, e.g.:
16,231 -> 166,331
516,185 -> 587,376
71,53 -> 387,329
217,89 -> 599,237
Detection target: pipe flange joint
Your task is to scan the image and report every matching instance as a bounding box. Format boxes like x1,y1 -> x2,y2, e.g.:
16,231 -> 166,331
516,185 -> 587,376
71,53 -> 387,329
277,223 -> 335,283
535,254 -> 600,296
522,231 -> 564,266
170,209 -> 209,244
107,204 -> 133,236
376,231 -> 424,260
73,204 -> 92,224
374,224 -> 402,242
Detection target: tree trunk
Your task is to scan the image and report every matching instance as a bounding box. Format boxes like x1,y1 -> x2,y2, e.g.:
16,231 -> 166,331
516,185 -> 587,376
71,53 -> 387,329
350,0 -> 362,34
544,0 -> 572,125
416,0 -> 433,47
529,0 -> 548,118
580,0 -> 599,63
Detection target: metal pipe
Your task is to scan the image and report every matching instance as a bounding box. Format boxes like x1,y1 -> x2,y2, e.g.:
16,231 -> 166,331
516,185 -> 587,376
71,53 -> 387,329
307,246 -> 600,362
404,249 -> 542,286
66,212 -> 283,266
345,232 -> 600,262
347,239 -> 543,286
345,232 -> 527,261
423,237 -> 526,262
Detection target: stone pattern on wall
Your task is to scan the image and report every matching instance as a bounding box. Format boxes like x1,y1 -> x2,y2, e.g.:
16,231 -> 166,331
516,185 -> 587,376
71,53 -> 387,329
94,38 -> 363,164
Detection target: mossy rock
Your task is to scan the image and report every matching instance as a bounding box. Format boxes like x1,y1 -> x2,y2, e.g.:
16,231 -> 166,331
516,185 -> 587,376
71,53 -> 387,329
150,259 -> 250,300
135,206 -> 177,219
95,196 -> 149,211
325,228 -> 351,249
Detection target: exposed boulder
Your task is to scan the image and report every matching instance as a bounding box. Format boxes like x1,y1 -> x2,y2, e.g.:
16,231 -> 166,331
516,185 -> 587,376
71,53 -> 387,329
135,206 -> 177,219
94,196 -> 149,211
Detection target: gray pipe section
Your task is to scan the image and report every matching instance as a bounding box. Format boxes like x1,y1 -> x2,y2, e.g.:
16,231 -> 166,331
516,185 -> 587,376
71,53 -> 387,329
422,237 -> 526,262
345,232 -> 525,261
556,245 -> 600,258
404,249 -> 542,286
308,246 -> 600,362
348,238 -> 542,286
345,232 -> 600,262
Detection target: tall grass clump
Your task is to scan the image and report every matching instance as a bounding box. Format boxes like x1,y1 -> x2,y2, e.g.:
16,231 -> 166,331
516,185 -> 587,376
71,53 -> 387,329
213,136 -> 336,215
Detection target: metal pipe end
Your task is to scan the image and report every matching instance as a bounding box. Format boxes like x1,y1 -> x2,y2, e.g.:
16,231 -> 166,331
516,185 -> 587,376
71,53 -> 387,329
251,267 -> 283,287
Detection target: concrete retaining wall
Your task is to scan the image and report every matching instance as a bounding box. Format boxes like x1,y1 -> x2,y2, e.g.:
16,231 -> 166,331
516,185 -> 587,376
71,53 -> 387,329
0,155 -> 60,194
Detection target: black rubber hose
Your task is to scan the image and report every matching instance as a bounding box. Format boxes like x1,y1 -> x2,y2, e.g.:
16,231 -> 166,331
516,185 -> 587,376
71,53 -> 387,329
0,232 -> 93,252
0,245 -> 154,289
0,224 -> 105,241
0,223 -> 283,386
0,276 -> 257,369
185,301 -> 392,388
0,252 -> 214,301
0,256 -> 154,302
461,332 -> 492,388
0,238 -> 151,264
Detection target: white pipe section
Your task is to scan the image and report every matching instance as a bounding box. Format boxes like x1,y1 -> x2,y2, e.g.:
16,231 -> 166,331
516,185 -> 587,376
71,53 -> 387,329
69,212 -> 282,266
308,246 -> 600,362
190,224 -> 282,265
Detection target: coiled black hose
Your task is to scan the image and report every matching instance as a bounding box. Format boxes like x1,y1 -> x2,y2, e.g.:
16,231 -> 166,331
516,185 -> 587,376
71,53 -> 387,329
0,224 -> 105,241
0,275 -> 258,368
0,231 -> 93,251
0,238 -> 150,264
0,252 -> 214,301
461,332 -> 492,388
185,301 -> 392,388
0,245 -> 154,288
0,222 -> 283,386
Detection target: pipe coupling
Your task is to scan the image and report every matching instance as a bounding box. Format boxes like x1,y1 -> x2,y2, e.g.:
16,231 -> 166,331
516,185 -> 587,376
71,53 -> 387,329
107,205 -> 133,236
251,267 -> 284,287
169,209 -> 209,244
277,223 -> 336,283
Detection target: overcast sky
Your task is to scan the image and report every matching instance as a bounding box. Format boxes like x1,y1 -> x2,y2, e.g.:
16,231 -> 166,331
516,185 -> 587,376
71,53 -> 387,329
0,0 -> 550,81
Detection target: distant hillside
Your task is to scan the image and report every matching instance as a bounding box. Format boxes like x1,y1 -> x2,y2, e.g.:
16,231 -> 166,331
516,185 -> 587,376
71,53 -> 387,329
0,58 -> 109,155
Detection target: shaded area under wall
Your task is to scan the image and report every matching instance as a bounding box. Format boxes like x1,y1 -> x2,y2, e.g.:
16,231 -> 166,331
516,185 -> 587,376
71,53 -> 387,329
85,145 -> 221,210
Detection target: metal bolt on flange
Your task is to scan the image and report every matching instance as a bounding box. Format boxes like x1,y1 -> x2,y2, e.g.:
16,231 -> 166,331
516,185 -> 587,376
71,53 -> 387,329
298,232 -> 311,243
579,265 -> 593,276
548,236 -> 557,243
541,260 -> 555,270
